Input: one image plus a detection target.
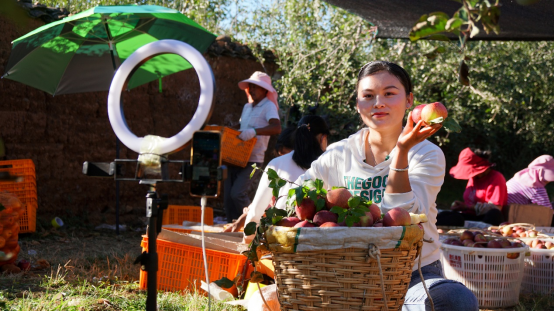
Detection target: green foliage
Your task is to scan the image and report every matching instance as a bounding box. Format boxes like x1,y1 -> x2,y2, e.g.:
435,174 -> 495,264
229,0 -> 377,139
40,0 -> 229,34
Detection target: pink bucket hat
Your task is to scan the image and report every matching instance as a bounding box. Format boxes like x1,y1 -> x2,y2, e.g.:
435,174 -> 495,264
513,155 -> 554,188
238,71 -> 279,110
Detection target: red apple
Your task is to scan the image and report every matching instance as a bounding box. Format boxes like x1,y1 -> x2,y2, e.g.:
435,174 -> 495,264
295,198 -> 316,221
449,239 -> 463,246
499,239 -> 511,248
463,239 -> 474,247
277,217 -> 301,227
474,233 -> 487,243
411,104 -> 427,123
294,220 -> 316,228
368,204 -> 381,223
420,102 -> 448,124
527,230 -> 538,238
320,222 -> 340,228
382,208 -> 411,227
359,211 -> 374,227
487,240 -> 503,249
313,210 -> 338,226
325,188 -> 352,210
460,230 -> 475,241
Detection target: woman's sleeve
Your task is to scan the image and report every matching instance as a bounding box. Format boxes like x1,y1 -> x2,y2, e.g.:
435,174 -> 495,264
381,146 -> 446,214
244,165 -> 275,225
530,187 -> 553,208
485,173 -> 508,206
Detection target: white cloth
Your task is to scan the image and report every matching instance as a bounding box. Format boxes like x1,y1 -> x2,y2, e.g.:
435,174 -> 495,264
244,152 -> 306,226
239,97 -> 280,163
296,128 -> 445,271
238,128 -> 256,141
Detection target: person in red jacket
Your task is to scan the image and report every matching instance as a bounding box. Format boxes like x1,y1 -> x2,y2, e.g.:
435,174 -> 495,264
437,147 -> 507,226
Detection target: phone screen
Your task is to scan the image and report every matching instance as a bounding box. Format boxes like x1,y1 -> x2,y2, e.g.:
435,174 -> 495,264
190,131 -> 222,197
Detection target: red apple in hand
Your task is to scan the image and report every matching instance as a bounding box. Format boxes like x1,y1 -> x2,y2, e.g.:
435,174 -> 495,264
411,104 -> 427,123
420,102 -> 448,124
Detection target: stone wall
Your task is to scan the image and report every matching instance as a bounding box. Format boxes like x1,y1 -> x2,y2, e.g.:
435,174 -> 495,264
0,5 -> 278,227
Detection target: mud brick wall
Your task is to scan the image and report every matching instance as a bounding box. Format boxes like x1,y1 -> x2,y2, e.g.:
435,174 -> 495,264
0,7 -> 278,227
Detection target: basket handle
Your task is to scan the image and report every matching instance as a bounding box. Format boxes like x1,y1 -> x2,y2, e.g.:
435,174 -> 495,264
365,244 -> 389,311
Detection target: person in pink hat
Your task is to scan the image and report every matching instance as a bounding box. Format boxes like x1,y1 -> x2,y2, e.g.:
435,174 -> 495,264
507,155 -> 554,209
224,71 -> 281,223
437,147 -> 508,226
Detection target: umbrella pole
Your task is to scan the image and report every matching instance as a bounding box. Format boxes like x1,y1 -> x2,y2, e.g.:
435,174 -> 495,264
104,19 -> 121,236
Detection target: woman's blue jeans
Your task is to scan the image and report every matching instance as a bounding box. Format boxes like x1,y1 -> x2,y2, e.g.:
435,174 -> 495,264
402,260 -> 479,311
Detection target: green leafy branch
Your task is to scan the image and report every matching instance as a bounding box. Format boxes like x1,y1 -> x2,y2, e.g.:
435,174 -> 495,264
409,0 -> 501,86
286,179 -> 328,215
329,196 -> 372,227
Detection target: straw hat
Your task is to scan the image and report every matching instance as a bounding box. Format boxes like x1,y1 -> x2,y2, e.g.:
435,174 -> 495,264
238,71 -> 278,109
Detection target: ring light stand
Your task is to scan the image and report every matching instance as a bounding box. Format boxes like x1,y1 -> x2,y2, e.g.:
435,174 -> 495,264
85,40 -> 222,311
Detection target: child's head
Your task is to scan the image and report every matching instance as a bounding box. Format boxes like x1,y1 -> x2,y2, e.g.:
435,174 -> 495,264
274,125 -> 296,156
355,61 -> 414,131
292,115 -> 330,170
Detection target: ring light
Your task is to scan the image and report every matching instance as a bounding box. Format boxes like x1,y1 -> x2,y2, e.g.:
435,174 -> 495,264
107,39 -> 215,154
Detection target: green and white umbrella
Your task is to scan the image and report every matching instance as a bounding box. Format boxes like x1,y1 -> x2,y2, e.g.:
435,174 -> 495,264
2,5 -> 216,95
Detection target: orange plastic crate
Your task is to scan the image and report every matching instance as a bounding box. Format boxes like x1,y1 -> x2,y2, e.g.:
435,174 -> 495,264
139,237 -> 246,295
204,125 -> 257,168
161,205 -> 213,226
18,198 -> 37,233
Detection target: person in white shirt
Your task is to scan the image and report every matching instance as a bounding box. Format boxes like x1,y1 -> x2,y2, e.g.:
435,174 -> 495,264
296,61 -> 478,311
224,115 -> 329,233
224,72 -> 281,223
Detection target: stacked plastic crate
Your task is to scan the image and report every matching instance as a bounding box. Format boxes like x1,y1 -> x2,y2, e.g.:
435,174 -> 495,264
0,160 -> 37,233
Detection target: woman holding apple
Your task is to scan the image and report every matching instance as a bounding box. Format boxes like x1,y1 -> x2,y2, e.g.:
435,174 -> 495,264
297,61 -> 478,311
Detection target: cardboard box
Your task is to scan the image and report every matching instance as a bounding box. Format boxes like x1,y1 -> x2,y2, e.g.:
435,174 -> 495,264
502,204 -> 553,226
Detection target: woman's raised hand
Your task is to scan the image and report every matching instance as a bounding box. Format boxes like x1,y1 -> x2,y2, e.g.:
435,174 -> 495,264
397,111 -> 442,152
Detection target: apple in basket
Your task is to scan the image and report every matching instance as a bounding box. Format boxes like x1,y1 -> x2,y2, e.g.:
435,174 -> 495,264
358,212 -> 374,227
368,204 -> 382,223
294,220 -> 316,228
295,198 -> 316,221
325,188 -> 352,210
320,222 -> 340,228
460,230 -> 474,242
383,208 -> 411,227
277,217 -> 301,227
313,211 -> 339,226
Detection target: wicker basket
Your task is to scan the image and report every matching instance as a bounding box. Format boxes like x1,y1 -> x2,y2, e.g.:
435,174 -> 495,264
266,225 -> 424,311
204,125 -> 257,168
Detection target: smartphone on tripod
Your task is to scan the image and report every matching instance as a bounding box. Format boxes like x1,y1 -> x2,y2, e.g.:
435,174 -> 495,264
190,131 -> 222,198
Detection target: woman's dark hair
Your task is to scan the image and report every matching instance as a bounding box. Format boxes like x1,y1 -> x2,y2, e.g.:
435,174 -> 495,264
356,61 -> 413,95
274,125 -> 296,155
469,147 -> 492,161
292,115 -> 330,170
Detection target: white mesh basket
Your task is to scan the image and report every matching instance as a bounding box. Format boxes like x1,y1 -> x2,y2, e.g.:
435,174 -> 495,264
518,237 -> 554,295
440,243 -> 528,308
